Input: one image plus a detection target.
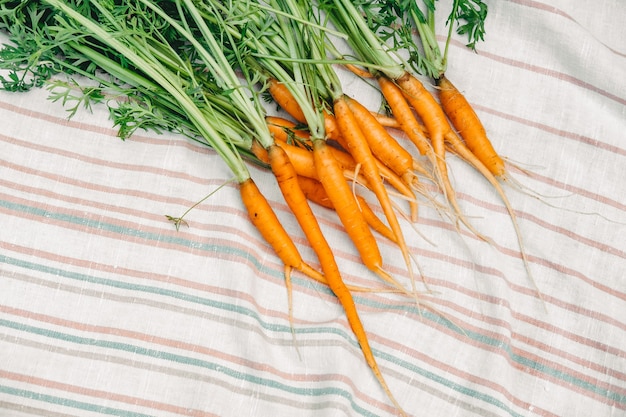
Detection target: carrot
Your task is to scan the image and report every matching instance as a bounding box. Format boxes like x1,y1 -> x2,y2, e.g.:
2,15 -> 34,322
378,75 -> 432,157
319,113 -> 420,221
356,196 -> 399,244
342,96 -> 424,221
311,139 -> 408,416
397,75 -> 540,301
250,140 -> 270,164
345,95 -> 418,186
267,145 -> 396,292
267,77 -> 307,123
268,132 -> 410,241
376,76 -> 449,209
244,146 -> 391,292
239,178 -> 324,284
437,75 -> 506,177
269,138 -> 373,190
312,139 -> 410,294
268,143 -> 406,415
333,95 -> 419,302
371,112 -> 401,129
297,175 -> 334,209
266,116 -> 311,144
343,62 -> 374,78
275,140 -> 320,180
265,120 -> 417,215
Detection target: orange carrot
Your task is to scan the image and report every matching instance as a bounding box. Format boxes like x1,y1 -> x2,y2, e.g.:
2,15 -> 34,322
275,140 -> 319,180
277,138 -> 421,228
266,116 -> 311,145
297,175 -> 334,209
267,78 -> 307,123
250,140 -> 270,165
321,114 -> 420,220
346,95 -> 418,186
323,110 -> 343,143
437,75 -> 506,177
312,139 -> 410,295
396,74 -> 540,301
341,97 -> 421,221
333,95 -> 417,296
239,178 -> 322,284
378,75 -> 432,158
371,112 -> 401,129
343,62 -> 374,78
268,143 -> 405,412
267,93 -> 418,221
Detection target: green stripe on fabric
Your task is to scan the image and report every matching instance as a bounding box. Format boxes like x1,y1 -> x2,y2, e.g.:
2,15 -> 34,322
0,319 -> 379,417
0,385 -> 154,417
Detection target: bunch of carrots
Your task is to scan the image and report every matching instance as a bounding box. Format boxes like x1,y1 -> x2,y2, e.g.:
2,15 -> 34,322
0,0 -> 534,415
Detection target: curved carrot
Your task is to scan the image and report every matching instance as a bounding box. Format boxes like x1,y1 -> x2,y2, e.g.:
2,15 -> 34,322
268,144 -> 404,410
437,75 -> 506,177
333,95 -> 417,296
312,139 -> 410,296
239,178 -> 322,283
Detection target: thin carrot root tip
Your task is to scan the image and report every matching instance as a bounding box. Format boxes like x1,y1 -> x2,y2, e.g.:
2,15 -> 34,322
284,265 -> 303,360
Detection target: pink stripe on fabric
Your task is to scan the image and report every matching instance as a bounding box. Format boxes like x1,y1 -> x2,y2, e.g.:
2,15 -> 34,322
2,133 -> 216,186
508,0 -> 626,58
447,37 -> 626,107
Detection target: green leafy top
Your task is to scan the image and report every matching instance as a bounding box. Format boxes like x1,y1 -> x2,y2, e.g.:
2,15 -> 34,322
347,0 -> 488,79
454,0 -> 488,51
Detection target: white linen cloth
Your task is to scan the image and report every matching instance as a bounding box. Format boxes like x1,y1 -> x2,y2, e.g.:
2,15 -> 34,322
1,1 -> 624,416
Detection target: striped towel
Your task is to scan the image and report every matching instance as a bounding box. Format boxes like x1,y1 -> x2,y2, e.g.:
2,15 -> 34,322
1,1 -> 625,416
